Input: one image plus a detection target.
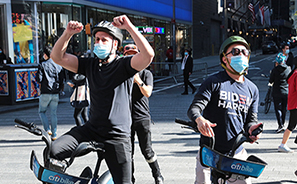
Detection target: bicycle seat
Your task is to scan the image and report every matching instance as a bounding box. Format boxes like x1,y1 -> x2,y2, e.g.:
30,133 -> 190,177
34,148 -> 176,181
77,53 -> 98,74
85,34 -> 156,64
200,145 -> 267,178
68,141 -> 105,166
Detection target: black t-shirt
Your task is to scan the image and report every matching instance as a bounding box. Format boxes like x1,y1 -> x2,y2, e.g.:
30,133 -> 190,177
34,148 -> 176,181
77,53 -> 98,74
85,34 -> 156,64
132,69 -> 154,122
78,56 -> 138,138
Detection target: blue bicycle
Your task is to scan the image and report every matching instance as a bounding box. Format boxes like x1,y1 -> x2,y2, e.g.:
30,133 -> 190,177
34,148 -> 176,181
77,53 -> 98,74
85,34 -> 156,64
15,118 -> 114,184
175,118 -> 267,184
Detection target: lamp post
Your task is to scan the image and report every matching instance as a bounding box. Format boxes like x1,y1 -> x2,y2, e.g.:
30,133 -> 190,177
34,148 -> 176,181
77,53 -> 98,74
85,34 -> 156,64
223,0 -> 228,42
172,0 -> 176,74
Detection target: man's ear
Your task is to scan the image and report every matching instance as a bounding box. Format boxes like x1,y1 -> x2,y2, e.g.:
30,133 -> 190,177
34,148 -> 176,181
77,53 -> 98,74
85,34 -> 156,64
222,55 -> 228,65
113,40 -> 119,50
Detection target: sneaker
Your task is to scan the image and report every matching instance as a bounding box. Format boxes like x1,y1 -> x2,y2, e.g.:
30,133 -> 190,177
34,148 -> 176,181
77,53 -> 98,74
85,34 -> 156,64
181,92 -> 188,95
52,137 -> 57,141
278,145 -> 294,153
47,130 -> 52,135
276,126 -> 285,133
154,176 -> 164,184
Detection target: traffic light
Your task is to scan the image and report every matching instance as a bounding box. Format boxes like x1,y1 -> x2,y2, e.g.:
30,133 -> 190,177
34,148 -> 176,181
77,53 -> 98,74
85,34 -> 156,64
227,0 -> 234,8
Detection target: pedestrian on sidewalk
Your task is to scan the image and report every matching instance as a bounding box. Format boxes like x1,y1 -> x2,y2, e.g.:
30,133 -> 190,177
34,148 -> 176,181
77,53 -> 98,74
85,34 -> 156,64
281,43 -> 295,69
278,58 -> 297,153
67,74 -> 89,126
50,15 -> 154,184
36,46 -> 65,141
166,46 -> 173,72
124,44 -> 164,184
187,36 -> 262,184
181,48 -> 196,95
269,53 -> 291,133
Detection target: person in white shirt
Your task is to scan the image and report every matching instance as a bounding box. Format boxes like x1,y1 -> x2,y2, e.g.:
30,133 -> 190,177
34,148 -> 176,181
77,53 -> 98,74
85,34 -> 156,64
181,48 -> 196,95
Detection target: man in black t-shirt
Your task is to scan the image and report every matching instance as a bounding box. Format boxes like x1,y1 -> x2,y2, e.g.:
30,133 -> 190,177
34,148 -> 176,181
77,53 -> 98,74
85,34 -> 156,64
50,15 -> 154,184
124,44 -> 164,184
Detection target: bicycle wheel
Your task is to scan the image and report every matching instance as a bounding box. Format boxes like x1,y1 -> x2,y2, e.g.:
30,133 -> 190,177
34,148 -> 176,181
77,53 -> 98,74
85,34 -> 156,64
93,170 -> 114,184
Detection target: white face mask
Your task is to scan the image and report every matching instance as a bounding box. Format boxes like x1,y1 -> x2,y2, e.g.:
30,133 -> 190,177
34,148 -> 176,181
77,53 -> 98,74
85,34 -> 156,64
285,49 -> 290,54
229,55 -> 249,75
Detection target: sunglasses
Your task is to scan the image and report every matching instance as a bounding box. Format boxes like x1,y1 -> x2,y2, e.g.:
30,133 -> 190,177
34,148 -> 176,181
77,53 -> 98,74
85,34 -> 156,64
225,48 -> 250,57
124,46 -> 137,50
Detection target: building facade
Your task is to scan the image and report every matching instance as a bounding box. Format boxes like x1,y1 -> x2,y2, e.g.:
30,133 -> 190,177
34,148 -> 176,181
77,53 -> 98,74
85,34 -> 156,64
0,0 -> 192,104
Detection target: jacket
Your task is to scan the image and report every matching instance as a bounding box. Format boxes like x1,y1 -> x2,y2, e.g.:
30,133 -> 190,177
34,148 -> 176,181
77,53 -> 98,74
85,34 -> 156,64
36,58 -> 64,94
288,70 -> 297,110
286,52 -> 294,69
269,63 -> 291,97
166,48 -> 173,60
181,55 -> 193,73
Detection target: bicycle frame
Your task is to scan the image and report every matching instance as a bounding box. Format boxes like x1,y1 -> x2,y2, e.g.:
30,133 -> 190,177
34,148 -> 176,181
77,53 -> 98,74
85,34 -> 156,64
260,74 -> 273,114
14,118 -> 114,184
175,118 -> 267,184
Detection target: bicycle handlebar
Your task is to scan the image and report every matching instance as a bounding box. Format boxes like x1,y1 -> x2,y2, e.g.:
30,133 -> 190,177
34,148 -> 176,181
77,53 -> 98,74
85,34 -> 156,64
175,118 -> 199,133
15,118 -> 34,128
15,118 -> 42,136
175,118 -> 263,156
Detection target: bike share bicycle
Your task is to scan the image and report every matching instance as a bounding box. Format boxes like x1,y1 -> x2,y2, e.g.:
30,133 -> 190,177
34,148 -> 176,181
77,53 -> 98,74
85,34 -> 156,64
175,118 -> 267,184
14,118 -> 114,184
260,74 -> 273,114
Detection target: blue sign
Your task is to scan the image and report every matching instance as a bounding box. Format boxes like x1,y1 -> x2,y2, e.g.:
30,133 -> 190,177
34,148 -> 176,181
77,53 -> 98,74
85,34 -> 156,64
85,0 -> 192,22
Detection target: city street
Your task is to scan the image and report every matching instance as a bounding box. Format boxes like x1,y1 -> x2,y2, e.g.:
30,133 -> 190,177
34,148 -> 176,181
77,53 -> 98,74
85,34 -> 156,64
1,49 -> 297,183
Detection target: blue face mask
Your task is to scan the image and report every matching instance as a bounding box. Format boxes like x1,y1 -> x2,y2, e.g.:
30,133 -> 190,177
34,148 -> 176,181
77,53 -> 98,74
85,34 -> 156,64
184,52 -> 188,56
93,43 -> 111,59
0,51 -> 2,54
229,55 -> 249,75
285,49 -> 290,54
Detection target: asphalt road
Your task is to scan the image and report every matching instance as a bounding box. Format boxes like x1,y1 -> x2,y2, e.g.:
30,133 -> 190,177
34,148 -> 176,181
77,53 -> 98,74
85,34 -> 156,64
1,49 -> 297,183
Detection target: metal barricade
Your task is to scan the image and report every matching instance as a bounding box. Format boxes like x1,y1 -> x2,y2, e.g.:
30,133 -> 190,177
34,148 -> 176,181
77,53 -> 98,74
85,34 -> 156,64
152,62 -> 208,84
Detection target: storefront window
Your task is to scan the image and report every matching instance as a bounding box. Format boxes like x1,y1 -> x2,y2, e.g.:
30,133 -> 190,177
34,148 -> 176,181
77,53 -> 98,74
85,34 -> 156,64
86,8 -> 118,52
12,2 -> 37,64
41,3 -> 72,50
176,25 -> 192,58
72,5 -> 85,55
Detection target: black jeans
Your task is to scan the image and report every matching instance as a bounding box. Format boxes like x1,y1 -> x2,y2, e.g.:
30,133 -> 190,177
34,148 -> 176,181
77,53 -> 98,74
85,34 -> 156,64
51,124 -> 132,184
73,107 -> 89,126
273,96 -> 287,127
183,70 -> 195,93
131,119 -> 155,160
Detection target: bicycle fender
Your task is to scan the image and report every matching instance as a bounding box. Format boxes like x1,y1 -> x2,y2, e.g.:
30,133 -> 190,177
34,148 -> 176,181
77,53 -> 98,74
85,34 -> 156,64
30,150 -> 91,184
200,145 -> 267,178
92,170 -> 114,184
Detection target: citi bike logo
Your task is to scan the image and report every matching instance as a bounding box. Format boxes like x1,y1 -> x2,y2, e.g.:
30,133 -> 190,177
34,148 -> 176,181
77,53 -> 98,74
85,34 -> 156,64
49,175 -> 76,184
231,163 -> 253,173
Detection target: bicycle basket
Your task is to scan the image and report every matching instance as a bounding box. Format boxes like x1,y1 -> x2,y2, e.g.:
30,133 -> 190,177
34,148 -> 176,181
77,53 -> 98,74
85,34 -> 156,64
200,145 -> 267,178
